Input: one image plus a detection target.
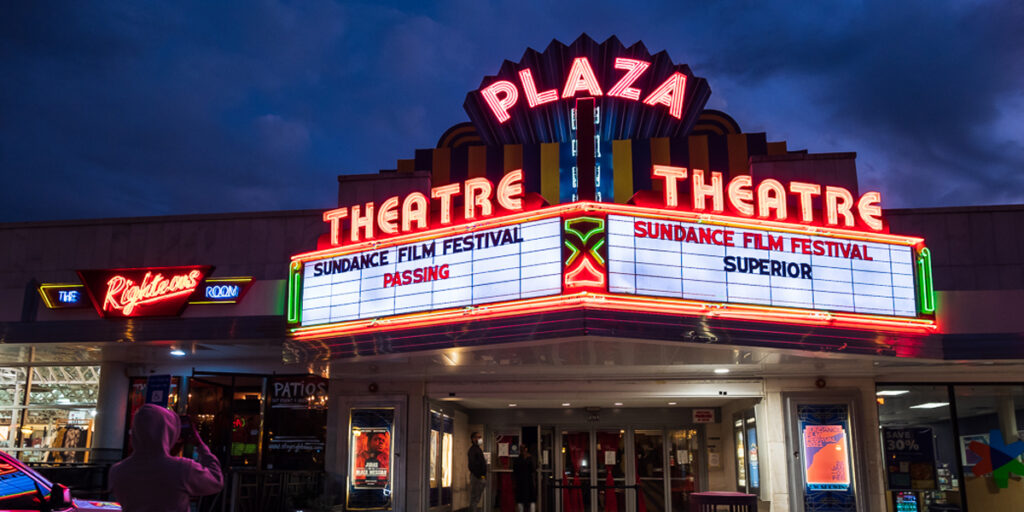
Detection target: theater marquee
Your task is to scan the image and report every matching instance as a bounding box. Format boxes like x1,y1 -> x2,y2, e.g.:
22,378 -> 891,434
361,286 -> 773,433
288,169 -> 936,339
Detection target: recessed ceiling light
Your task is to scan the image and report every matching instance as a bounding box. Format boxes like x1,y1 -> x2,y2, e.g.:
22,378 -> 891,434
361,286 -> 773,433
562,403 -> 571,407
170,349 -> 186,357
508,403 -> 517,407
714,368 -> 730,374
909,402 -> 949,409
614,402 -> 623,406
876,390 -> 910,396
668,402 -> 677,406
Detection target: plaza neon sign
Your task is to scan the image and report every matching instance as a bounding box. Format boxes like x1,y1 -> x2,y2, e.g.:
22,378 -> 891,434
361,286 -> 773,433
480,57 -> 688,123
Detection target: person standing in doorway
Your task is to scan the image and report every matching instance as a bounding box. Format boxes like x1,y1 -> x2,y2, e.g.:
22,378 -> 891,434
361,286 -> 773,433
468,431 -> 487,512
513,444 -> 537,512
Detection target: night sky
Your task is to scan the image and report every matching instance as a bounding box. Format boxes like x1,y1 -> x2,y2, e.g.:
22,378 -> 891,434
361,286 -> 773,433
2,1 -> 1022,222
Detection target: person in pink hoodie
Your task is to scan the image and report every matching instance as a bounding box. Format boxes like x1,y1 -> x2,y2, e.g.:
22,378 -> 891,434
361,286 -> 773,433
109,404 -> 223,511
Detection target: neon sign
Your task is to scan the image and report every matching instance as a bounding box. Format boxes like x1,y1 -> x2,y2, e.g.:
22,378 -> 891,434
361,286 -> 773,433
322,170 -> 525,247
77,266 -> 212,318
479,55 -> 689,123
38,283 -> 89,309
188,277 -> 255,305
650,165 -> 884,231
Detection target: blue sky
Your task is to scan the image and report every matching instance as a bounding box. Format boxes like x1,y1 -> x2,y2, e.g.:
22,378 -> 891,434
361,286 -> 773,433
2,0 -> 1021,221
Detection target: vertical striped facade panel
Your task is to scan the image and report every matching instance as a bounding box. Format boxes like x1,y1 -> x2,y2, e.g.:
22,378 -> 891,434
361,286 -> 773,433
669,136 -> 691,169
503,144 -> 523,174
397,159 -> 414,173
612,140 -> 633,204
540,143 -> 560,206
414,149 -> 433,174
649,137 -> 671,193
707,135 -> 729,174
688,135 -> 710,172
468,146 -> 488,179
727,134 -> 750,178
767,141 -> 788,155
631,138 -> 652,195
485,145 -> 503,184
450,146 -> 469,184
746,133 -> 768,158
523,144 -> 542,197
431,148 -> 451,188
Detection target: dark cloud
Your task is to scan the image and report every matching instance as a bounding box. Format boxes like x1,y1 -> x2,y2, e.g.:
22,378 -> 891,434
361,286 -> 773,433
1,1 -> 1021,222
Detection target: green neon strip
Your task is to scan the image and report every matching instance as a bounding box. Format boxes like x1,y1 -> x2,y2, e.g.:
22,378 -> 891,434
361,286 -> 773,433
287,262 -> 302,324
590,238 -> 606,265
563,216 -> 605,243
564,240 -> 581,266
916,247 -> 935,314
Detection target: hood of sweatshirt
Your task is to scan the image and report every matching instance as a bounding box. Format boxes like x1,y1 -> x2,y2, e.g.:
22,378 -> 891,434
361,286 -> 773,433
130,403 -> 179,456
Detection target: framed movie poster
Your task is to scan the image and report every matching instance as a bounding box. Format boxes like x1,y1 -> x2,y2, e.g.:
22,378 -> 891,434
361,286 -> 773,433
348,408 -> 395,510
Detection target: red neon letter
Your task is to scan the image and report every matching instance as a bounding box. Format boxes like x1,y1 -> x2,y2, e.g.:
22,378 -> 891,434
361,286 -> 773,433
642,72 -> 687,119
431,183 -> 461,225
727,175 -> 754,216
349,202 -> 375,242
402,192 -> 429,232
652,165 -> 688,207
756,179 -> 787,220
690,169 -> 724,213
518,68 -> 558,108
480,80 -> 519,123
562,57 -> 603,98
788,182 -> 821,223
497,169 -> 524,210
322,207 -> 348,246
607,58 -> 651,101
377,196 -> 399,235
464,178 -> 493,220
858,191 -> 883,230
825,186 -> 855,227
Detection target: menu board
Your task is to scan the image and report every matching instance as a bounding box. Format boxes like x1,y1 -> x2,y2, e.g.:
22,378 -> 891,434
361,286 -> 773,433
263,376 -> 327,470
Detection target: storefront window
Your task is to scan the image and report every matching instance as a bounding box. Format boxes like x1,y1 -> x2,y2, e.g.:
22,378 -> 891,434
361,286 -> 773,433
0,365 -> 100,462
876,384 -> 961,511
953,384 -> 1024,510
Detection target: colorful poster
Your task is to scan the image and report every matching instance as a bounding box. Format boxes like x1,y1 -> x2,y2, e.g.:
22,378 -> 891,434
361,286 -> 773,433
803,424 -> 851,490
352,428 -> 391,489
747,426 -> 760,489
882,427 -> 937,490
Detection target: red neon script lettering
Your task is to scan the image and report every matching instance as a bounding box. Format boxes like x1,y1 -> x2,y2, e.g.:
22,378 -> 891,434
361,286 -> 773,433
102,270 -> 202,316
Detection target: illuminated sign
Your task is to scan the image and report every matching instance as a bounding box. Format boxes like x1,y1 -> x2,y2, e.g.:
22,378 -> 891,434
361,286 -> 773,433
77,266 -> 213,318
38,283 -> 89,309
290,200 -> 935,339
802,424 -> 851,490
463,35 -> 711,145
299,217 -> 561,327
322,170 -> 525,247
607,214 -> 917,317
188,277 -> 255,305
649,165 -> 884,231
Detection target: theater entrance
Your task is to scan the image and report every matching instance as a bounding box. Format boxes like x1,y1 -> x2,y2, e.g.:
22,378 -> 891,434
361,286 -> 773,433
428,402 -> 715,512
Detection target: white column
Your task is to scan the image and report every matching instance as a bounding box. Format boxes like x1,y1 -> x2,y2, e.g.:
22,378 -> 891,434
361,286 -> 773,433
91,362 -> 128,463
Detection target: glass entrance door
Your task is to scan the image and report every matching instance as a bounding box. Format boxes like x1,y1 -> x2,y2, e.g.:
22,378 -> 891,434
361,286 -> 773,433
634,430 -> 666,512
560,430 -> 591,512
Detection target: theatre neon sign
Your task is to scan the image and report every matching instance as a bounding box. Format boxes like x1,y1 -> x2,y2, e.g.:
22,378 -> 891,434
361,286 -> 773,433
292,166 -> 936,338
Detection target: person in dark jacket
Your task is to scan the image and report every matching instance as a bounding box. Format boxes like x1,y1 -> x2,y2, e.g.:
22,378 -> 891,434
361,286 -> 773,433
468,431 -> 487,512
512,444 -> 537,512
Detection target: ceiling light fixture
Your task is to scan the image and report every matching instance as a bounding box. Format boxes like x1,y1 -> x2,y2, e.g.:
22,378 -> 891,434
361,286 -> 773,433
875,390 -> 910,396
668,402 -> 677,406
909,402 -> 949,409
170,349 -> 186,357
614,402 -> 623,406
562,403 -> 571,407
714,368 -> 730,374
508,403 -> 517,407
